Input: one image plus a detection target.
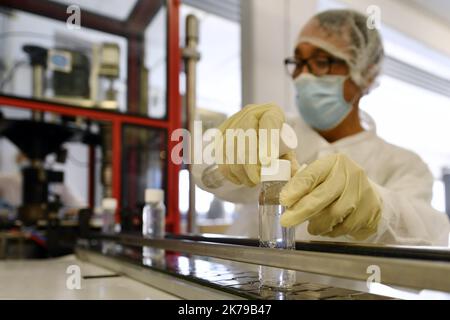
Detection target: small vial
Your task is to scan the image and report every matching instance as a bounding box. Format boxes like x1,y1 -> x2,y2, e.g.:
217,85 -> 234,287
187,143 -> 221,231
101,197 -> 117,254
201,123 -> 298,189
142,188 -> 165,260
258,159 -> 296,289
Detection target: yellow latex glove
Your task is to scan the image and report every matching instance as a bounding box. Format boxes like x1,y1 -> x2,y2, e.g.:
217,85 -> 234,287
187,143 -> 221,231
279,153 -> 382,240
216,103 -> 288,187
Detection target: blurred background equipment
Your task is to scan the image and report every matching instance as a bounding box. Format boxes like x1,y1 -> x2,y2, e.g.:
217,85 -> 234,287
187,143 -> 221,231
0,118 -> 98,225
97,42 -> 120,110
0,111 -> 100,258
0,0 -> 182,260
51,48 -> 90,99
8,41 -> 121,110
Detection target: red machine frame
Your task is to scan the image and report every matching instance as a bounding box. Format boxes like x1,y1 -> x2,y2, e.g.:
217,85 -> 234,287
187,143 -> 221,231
0,0 -> 182,233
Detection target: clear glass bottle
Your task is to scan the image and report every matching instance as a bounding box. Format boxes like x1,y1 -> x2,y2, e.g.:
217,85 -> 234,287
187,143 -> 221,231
142,188 -> 165,260
258,159 -> 296,290
101,197 -> 117,254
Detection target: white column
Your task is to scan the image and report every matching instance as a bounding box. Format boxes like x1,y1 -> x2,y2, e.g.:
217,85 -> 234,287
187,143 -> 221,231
241,0 -> 319,115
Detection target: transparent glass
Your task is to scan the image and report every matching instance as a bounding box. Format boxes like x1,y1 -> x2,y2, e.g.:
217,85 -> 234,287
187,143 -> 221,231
0,10 -> 128,112
142,200 -> 166,260
284,57 -> 330,77
101,207 -> 116,254
144,6 -> 167,118
180,4 -> 242,117
121,125 -> 166,231
258,181 -> 296,289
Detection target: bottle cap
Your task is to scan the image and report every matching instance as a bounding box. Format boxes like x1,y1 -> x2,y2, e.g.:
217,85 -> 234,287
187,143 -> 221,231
261,159 -> 291,182
102,198 -> 117,212
145,188 -> 164,203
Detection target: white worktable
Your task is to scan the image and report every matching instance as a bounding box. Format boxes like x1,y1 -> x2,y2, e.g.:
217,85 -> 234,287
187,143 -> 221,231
0,255 -> 179,299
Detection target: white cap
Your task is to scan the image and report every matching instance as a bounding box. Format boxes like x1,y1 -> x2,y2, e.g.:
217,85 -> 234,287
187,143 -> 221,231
102,198 -> 117,211
279,123 -> 298,156
261,159 -> 291,182
145,188 -> 164,203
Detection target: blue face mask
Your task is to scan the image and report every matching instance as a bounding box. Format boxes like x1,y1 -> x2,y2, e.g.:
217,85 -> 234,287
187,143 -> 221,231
295,73 -> 353,131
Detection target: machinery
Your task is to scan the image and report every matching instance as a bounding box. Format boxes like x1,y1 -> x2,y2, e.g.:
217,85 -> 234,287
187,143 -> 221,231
0,107 -> 101,257
19,41 -> 121,110
0,41 -> 112,227
0,39 -> 121,258
0,116 -> 98,225
0,42 -> 108,255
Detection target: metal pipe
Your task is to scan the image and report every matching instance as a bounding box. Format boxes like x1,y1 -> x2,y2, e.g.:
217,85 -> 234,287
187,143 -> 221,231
31,65 -> 44,121
183,15 -> 201,234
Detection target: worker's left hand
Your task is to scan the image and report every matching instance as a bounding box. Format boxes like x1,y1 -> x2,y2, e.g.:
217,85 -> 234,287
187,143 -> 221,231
279,153 -> 382,240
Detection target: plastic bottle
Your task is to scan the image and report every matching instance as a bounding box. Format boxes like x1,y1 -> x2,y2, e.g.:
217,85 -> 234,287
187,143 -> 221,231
201,123 -> 298,189
142,188 -> 165,260
258,159 -> 296,289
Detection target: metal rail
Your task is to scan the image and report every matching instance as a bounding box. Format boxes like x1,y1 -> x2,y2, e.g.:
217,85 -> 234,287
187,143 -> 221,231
90,234 -> 450,293
76,248 -> 245,300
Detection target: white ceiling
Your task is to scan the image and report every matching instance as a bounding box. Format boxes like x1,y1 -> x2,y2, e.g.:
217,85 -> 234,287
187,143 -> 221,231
408,0 -> 450,26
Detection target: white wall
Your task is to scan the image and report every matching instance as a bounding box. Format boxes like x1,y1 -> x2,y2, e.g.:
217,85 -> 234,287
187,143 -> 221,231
339,0 -> 450,57
241,0 -> 450,108
241,0 -> 319,114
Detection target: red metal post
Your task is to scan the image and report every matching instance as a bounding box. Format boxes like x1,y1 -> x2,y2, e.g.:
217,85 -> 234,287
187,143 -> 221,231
0,95 -> 169,128
166,0 -> 181,233
88,144 -> 96,209
111,119 -> 122,223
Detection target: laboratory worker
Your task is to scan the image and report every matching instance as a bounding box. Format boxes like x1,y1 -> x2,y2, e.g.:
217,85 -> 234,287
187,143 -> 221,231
193,9 -> 450,246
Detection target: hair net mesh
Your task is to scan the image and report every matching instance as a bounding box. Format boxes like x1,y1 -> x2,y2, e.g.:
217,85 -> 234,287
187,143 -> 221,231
297,9 -> 384,90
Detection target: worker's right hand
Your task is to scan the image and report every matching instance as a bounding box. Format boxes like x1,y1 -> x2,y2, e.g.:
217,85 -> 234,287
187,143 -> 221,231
279,153 -> 382,240
215,103 -> 292,187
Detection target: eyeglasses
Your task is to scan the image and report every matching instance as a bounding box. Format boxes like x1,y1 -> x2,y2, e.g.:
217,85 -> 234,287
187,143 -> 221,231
284,56 -> 345,77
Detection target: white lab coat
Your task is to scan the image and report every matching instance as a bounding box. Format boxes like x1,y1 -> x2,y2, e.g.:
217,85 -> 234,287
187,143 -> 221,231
193,112 -> 450,246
